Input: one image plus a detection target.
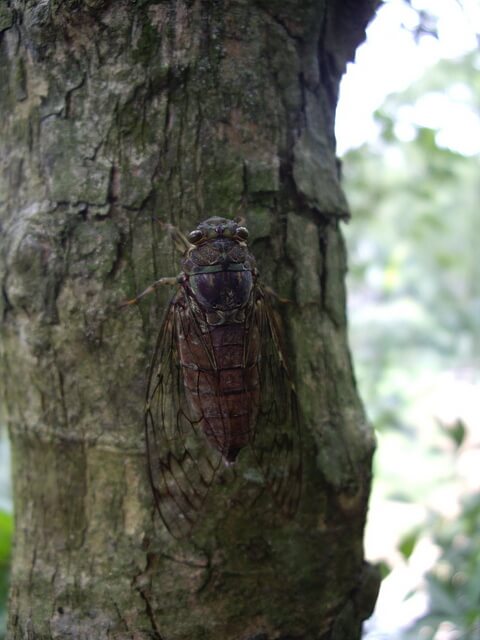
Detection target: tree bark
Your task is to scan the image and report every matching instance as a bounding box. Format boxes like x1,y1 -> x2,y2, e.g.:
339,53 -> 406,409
0,1 -> 380,638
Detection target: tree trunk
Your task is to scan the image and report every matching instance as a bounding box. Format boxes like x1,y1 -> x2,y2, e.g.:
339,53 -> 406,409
0,1 -> 380,638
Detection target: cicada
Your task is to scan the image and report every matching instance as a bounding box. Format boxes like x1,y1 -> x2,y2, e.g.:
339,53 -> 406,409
124,217 -> 302,538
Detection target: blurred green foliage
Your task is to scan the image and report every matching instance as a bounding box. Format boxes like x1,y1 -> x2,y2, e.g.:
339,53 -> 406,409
0,509 -> 12,640
344,51 -> 480,438
408,493 -> 480,639
343,50 -> 480,638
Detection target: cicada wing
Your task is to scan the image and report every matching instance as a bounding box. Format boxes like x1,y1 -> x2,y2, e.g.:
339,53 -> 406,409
144,290 -> 223,539
247,288 -> 302,517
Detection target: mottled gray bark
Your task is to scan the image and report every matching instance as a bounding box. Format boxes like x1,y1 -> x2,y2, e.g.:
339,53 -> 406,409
0,1 -> 380,638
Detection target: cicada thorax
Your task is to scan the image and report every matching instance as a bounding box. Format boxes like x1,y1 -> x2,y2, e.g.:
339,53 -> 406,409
177,237 -> 260,463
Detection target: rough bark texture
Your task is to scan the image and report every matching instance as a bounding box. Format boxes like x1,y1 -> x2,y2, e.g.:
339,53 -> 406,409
0,1 -> 380,638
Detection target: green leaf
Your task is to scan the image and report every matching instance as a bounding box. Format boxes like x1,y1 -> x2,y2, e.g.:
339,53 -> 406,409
377,560 -> 392,580
438,418 -> 467,449
398,528 -> 420,561
0,511 -> 12,565
0,511 -> 12,640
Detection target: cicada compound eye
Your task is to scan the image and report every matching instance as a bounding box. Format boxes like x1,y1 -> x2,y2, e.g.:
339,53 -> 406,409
188,229 -> 204,244
236,226 -> 249,240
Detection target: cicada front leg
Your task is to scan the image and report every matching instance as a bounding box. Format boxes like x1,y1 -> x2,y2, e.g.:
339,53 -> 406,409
119,276 -> 179,308
262,285 -> 291,305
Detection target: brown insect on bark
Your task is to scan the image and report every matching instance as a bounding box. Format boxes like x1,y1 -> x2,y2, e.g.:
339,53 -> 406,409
123,217 -> 302,538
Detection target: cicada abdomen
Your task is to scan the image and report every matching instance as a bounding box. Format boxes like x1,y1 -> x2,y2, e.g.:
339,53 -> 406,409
129,217 -> 302,538
177,310 -> 261,463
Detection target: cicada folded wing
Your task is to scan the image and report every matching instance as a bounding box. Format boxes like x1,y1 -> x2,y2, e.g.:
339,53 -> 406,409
144,291 -> 223,539
247,287 -> 302,517
144,284 -> 301,538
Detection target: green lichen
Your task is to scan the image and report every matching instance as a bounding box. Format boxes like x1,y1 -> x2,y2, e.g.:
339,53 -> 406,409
245,157 -> 280,193
132,18 -> 162,66
246,207 -> 274,243
0,4 -> 13,32
286,212 -> 322,306
201,152 -> 245,214
68,219 -> 120,279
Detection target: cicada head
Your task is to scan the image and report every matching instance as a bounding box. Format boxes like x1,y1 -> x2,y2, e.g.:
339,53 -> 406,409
187,217 -> 249,245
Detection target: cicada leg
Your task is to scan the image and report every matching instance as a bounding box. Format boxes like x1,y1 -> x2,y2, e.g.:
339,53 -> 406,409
262,285 -> 291,305
119,276 -> 179,308
158,222 -> 192,254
